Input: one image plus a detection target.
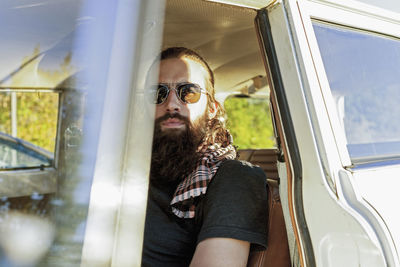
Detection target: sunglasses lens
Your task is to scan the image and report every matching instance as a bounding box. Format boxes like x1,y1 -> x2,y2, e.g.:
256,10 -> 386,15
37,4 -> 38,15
147,85 -> 169,104
143,85 -> 167,104
179,84 -> 201,103
155,85 -> 170,104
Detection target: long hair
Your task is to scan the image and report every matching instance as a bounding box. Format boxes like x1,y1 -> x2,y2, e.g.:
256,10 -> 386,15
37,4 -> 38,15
159,47 -> 232,147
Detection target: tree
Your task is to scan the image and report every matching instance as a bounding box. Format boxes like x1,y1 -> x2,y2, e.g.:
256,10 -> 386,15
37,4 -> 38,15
225,97 -> 275,149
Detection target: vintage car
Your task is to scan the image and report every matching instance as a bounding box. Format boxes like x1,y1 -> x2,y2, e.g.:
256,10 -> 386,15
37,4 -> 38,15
1,0 -> 399,266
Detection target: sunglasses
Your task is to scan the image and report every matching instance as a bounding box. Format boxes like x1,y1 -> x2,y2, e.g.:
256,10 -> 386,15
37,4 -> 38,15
147,83 -> 207,104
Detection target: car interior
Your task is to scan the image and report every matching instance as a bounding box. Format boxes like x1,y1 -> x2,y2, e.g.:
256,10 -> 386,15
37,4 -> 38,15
0,0 -> 293,265
163,0 -> 291,266
5,0 -> 400,265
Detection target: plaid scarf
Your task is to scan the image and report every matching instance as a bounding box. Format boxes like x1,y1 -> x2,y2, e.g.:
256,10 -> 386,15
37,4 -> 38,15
170,143 -> 237,218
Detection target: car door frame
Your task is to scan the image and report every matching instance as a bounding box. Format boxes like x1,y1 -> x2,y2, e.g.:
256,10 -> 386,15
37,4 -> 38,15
256,0 -> 400,266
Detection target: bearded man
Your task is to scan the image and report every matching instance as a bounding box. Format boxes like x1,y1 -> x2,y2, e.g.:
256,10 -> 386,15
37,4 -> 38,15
142,47 -> 269,266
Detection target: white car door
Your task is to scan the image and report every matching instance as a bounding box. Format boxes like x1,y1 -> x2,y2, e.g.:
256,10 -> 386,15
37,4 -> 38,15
256,0 -> 400,266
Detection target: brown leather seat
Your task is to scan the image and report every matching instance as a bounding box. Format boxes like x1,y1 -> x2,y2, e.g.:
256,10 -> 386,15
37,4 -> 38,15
239,149 -> 291,267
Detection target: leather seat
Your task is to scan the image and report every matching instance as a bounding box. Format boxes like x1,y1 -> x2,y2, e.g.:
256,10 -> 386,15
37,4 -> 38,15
239,149 -> 291,267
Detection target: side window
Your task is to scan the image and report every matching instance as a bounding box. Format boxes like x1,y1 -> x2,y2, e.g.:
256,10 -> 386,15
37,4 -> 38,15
313,22 -> 400,161
0,91 -> 58,169
225,96 -> 275,149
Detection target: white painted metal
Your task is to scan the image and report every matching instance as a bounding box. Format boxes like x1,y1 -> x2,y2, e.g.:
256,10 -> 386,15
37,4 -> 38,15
353,165 -> 400,261
267,0 -> 395,265
266,5 -> 310,264
297,1 -> 400,265
338,169 -> 400,266
357,0 -> 400,13
268,3 -> 343,265
306,0 -> 400,26
80,0 -> 163,266
111,0 -> 165,265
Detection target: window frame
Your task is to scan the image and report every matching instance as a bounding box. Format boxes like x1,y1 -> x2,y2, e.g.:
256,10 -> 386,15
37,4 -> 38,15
0,88 -> 61,166
0,88 -> 60,198
297,0 -> 400,166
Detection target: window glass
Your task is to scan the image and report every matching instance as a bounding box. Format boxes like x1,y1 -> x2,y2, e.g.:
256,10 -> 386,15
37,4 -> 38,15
225,97 -> 275,149
0,0 -> 161,265
0,91 -> 58,169
313,22 -> 400,162
0,1 -> 87,266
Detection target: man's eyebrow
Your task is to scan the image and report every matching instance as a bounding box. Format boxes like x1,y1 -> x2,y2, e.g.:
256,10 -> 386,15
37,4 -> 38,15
158,81 -> 190,86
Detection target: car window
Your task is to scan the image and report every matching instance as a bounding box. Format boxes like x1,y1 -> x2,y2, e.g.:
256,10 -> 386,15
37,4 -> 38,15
313,22 -> 400,162
0,91 -> 58,169
0,0 -> 162,265
0,132 -> 52,169
225,96 -> 275,149
0,1 -> 85,265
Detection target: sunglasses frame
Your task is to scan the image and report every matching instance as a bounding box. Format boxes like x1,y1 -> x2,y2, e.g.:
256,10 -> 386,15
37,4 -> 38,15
151,82 -> 208,105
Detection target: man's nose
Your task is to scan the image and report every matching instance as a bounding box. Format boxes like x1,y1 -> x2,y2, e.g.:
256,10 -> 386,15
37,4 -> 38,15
165,89 -> 181,112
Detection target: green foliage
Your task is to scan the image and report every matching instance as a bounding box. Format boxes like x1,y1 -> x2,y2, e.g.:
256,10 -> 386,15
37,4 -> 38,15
18,92 -> 58,152
0,92 -> 58,152
225,97 -> 275,149
0,94 -> 11,134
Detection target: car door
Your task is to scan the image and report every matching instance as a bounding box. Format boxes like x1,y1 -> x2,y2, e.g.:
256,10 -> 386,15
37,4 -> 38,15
256,0 -> 400,266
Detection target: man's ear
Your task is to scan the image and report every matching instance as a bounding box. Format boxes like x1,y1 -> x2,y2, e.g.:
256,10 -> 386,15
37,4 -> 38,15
208,102 -> 218,119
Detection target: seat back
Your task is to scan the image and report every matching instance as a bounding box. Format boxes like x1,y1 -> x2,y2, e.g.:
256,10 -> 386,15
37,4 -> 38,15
239,149 -> 291,267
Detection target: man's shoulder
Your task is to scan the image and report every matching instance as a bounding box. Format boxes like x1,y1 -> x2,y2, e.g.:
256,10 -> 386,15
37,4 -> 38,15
213,159 -> 266,187
219,159 -> 266,178
198,158 -> 269,248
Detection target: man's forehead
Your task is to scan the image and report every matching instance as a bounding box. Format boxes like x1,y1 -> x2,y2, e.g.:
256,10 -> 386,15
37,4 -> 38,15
159,58 -> 189,78
158,57 -> 209,84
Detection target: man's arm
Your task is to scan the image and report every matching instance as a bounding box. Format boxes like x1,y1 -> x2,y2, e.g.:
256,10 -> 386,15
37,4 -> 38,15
190,238 -> 250,267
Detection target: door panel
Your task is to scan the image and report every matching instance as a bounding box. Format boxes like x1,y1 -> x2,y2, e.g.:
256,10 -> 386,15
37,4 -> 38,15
256,0 -> 400,266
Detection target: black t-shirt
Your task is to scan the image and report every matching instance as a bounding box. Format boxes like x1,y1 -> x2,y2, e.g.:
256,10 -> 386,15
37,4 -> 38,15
141,160 -> 269,267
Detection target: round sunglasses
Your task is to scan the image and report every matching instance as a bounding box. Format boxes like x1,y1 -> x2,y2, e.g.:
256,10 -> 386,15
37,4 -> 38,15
147,83 -> 207,104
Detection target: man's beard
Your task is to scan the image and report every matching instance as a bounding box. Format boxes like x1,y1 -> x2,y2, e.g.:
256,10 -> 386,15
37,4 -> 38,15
150,112 -> 208,185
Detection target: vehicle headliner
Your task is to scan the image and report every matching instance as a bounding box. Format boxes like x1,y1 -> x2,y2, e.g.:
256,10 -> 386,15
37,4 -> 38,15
163,0 -> 268,97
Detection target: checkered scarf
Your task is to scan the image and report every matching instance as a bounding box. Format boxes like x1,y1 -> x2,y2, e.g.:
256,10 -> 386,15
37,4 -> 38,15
170,143 -> 237,218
